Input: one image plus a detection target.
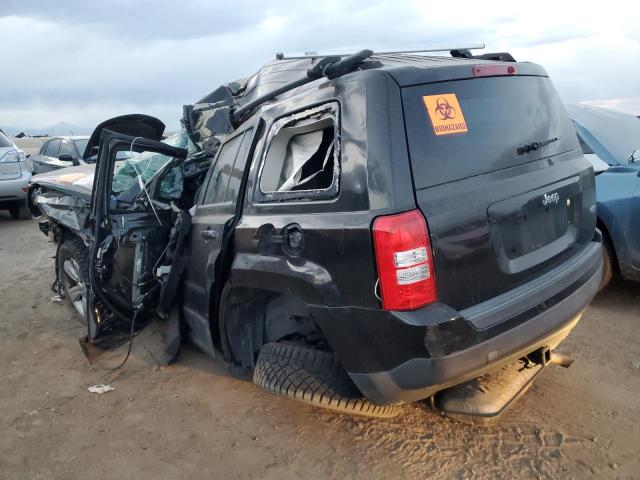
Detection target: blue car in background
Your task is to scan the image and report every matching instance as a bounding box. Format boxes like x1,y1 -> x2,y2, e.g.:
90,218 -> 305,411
566,104 -> 640,289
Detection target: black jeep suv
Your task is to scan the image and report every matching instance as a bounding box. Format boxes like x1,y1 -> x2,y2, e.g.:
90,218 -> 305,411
30,49 -> 602,420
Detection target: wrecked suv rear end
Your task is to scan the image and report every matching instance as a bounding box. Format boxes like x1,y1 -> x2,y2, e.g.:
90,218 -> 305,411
314,60 -> 601,411
235,55 -> 600,420
31,49 -> 601,421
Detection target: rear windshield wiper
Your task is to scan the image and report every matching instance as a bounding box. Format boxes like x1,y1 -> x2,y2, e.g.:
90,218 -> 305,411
517,137 -> 558,155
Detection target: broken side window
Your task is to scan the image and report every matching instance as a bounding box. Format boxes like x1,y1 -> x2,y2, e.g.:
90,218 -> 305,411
257,103 -> 339,202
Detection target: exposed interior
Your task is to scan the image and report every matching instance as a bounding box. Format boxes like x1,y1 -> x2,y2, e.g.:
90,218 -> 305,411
260,114 -> 336,194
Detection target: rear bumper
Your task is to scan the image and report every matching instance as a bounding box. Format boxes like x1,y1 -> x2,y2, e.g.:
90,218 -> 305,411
0,171 -> 29,206
311,238 -> 602,404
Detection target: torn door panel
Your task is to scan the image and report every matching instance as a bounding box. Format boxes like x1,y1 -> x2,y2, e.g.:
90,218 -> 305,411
86,131 -> 192,345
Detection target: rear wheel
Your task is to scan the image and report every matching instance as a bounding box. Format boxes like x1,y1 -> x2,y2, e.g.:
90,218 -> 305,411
253,342 -> 402,418
8,201 -> 30,220
57,238 -> 90,322
599,238 -> 615,292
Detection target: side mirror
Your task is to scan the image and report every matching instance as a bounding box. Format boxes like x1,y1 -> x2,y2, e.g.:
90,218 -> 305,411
58,154 -> 80,166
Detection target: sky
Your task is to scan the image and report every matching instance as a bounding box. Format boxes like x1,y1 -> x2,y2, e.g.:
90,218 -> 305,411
1,0 -> 639,134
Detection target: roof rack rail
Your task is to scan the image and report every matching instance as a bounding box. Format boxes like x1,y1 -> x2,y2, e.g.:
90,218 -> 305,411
276,44 -> 485,60
451,49 -> 516,62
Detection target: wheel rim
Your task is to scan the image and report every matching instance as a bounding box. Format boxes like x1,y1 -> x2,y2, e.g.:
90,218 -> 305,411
62,258 -> 86,317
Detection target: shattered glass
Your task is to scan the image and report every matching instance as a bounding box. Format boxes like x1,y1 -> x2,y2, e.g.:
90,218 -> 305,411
257,103 -> 340,202
111,131 -> 196,199
278,130 -> 335,192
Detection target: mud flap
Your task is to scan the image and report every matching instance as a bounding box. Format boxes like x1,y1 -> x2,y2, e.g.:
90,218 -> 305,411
435,359 -> 546,425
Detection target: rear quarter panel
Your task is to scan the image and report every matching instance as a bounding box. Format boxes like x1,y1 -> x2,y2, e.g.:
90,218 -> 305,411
232,71 -> 416,309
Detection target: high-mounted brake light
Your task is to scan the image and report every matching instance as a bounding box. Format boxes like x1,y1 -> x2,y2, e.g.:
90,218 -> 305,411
373,210 -> 437,310
472,64 -> 516,77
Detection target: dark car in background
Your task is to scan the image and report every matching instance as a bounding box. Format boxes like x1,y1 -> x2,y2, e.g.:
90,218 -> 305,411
29,136 -> 89,174
31,49 -> 601,421
567,104 -> 640,289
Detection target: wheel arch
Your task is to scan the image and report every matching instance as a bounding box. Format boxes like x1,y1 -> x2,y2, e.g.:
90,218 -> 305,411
214,282 -> 333,370
596,216 -> 619,273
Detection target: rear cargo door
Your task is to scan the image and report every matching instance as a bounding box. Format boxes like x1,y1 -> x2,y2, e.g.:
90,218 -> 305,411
401,74 -> 597,310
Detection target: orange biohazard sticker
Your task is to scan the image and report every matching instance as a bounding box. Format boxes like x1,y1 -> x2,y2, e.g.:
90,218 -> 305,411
422,93 -> 468,136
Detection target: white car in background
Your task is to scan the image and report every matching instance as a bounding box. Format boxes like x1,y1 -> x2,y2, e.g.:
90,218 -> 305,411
0,129 -> 31,219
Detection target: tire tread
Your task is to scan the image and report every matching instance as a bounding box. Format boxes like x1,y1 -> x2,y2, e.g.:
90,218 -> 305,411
253,342 -> 401,418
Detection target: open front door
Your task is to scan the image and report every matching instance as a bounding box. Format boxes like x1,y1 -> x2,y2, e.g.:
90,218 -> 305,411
182,118 -> 262,357
86,118 -> 187,342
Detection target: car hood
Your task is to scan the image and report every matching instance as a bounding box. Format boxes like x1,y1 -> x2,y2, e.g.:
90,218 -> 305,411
30,164 -> 96,199
566,103 -> 640,165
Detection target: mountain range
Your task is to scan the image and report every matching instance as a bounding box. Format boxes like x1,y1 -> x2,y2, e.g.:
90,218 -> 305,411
1,121 -> 89,137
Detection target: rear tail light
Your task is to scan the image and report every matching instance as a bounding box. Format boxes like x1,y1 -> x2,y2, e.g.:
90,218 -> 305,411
0,150 -> 19,163
373,209 -> 437,310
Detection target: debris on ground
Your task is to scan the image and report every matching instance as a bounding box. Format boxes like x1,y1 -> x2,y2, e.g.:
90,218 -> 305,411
88,384 -> 115,395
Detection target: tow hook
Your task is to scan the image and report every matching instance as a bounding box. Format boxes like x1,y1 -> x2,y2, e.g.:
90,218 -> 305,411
527,347 -> 574,368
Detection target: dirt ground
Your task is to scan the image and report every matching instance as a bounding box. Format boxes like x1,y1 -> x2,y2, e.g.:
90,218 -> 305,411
1,213 -> 639,480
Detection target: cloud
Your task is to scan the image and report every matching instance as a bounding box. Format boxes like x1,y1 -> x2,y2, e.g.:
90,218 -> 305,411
581,98 -> 640,116
2,0 -> 274,40
1,0 -> 639,132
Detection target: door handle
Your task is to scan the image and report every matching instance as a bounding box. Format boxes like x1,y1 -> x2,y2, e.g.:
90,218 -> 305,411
201,228 -> 218,239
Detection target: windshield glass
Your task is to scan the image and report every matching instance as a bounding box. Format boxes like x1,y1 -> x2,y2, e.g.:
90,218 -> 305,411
0,131 -> 13,148
73,139 -> 89,157
111,131 -> 195,199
